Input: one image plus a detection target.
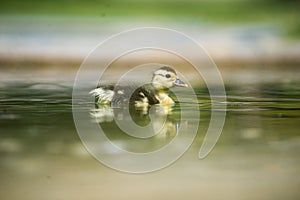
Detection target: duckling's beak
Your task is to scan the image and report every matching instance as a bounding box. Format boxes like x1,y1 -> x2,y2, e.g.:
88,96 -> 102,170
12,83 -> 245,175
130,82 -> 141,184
173,78 -> 188,87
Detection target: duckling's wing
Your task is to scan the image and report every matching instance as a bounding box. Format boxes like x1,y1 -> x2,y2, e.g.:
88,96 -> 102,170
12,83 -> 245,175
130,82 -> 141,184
89,85 -> 115,104
110,85 -> 131,105
90,85 -> 136,105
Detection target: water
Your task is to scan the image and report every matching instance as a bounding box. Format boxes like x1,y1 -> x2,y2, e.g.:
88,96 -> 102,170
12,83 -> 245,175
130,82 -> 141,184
0,69 -> 300,200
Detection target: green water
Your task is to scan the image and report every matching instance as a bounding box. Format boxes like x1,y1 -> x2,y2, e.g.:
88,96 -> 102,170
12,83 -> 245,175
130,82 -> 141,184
0,77 -> 300,199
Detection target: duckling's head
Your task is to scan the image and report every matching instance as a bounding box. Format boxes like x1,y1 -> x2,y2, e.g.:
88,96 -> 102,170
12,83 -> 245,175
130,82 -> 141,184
152,66 -> 188,90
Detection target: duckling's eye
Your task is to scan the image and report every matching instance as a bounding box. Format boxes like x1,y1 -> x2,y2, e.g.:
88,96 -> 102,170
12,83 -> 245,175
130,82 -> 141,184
165,74 -> 171,78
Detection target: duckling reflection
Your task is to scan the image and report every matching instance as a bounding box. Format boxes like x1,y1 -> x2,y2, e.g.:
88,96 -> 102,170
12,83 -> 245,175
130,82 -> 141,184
90,104 -> 186,153
90,105 -> 114,123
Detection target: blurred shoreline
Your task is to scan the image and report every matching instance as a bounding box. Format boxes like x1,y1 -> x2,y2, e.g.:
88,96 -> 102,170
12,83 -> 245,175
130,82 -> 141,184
1,15 -> 300,68
1,15 -> 300,87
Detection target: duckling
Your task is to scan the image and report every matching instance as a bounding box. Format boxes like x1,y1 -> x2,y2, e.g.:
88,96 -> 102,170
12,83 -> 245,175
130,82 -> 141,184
90,66 -> 188,106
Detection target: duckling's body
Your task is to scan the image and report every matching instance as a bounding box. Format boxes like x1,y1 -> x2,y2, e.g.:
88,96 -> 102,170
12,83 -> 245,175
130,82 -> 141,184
90,66 -> 187,106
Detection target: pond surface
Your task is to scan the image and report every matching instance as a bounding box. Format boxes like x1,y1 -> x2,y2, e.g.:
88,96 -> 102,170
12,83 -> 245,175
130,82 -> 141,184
0,68 -> 300,200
